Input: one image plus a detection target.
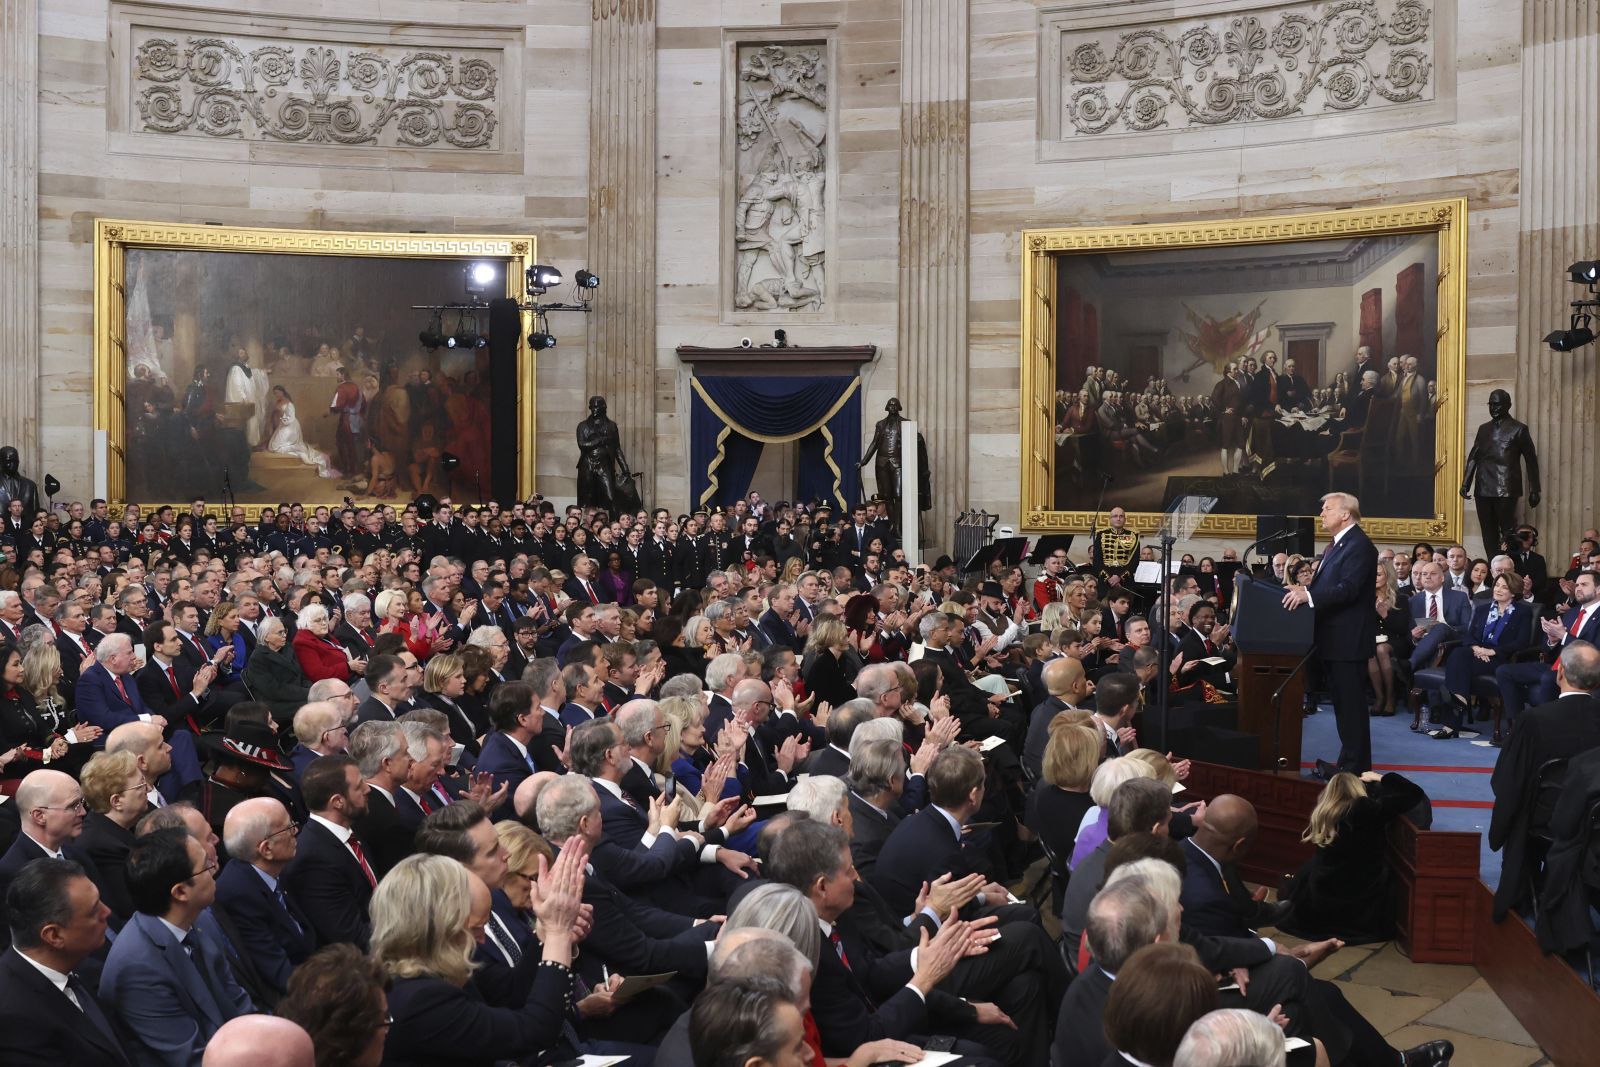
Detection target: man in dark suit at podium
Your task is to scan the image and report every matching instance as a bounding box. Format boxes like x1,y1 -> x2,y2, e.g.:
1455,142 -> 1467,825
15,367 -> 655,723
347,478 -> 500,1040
1282,492 -> 1378,777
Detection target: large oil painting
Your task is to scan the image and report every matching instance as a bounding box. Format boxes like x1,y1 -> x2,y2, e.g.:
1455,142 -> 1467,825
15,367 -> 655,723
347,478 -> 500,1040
94,221 -> 536,508
1020,200 -> 1467,542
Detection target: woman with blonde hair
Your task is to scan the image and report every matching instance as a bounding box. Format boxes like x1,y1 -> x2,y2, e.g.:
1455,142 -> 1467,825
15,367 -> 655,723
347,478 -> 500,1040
801,615 -> 856,706
779,556 -> 805,585
375,848 -> 585,1065
78,749 -> 147,917
1280,769 -> 1425,943
418,652 -> 481,756
1368,557 -> 1412,718
1024,712 -> 1099,909
19,640 -> 69,730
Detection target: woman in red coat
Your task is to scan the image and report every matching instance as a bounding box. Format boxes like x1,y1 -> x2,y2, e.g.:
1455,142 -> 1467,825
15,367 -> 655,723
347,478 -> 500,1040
292,603 -> 364,683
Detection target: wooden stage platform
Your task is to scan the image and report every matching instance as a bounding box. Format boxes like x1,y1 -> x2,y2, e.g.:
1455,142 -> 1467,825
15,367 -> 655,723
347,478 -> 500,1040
1186,762 -> 1600,1066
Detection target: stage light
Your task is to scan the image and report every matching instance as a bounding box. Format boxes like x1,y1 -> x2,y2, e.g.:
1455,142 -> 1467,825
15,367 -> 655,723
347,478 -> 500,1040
528,332 -> 558,351
526,264 -> 562,293
419,311 -> 445,350
465,261 -> 499,296
447,312 -> 480,350
1545,315 -> 1596,351
574,269 -> 600,289
1568,261 -> 1600,285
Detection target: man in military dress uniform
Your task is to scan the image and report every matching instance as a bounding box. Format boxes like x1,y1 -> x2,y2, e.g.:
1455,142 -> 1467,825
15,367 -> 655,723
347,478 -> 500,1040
1091,506 -> 1140,588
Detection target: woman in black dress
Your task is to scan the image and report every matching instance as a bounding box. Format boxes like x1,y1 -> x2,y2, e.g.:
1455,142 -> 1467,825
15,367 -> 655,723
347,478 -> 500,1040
1368,558 -> 1414,717
1024,712 -> 1101,914
1280,770 -> 1428,943
800,616 -> 857,707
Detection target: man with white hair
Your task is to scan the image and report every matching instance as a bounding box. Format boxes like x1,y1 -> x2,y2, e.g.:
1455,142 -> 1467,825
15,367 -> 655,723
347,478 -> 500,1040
466,624 -> 512,681
394,720 -> 450,829
214,797 -> 316,1002
1174,1009 -> 1289,1067
287,701 -> 350,780
348,720 -> 414,878
333,592 -> 377,659
76,632 -> 168,733
703,651 -> 747,736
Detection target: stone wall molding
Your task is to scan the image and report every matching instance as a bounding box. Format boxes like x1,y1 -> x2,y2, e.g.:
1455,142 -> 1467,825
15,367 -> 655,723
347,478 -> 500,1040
1039,0 -> 1455,161
108,2 -> 523,168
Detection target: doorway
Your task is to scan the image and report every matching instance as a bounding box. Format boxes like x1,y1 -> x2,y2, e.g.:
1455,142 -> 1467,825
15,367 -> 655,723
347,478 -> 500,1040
748,439 -> 797,505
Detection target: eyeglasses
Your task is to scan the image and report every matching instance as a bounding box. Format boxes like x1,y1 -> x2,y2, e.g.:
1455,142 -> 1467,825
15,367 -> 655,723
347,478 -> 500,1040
39,798 -> 87,814
320,725 -> 350,743
182,861 -> 219,885
114,781 -> 151,798
265,821 -> 300,843
507,868 -> 538,885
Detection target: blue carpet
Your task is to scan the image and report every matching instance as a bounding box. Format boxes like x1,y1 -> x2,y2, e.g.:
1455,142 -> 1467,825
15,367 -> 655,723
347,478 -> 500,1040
1298,703 -> 1502,884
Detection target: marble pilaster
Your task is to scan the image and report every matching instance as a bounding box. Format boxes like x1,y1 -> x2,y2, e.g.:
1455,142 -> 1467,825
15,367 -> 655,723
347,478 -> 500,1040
586,0 -> 657,495
897,0 -> 968,542
1,0 -> 38,470
1514,0 -> 1600,553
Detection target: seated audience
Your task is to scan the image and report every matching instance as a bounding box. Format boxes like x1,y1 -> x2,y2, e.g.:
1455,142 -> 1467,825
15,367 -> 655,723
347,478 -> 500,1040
277,943 -> 390,1067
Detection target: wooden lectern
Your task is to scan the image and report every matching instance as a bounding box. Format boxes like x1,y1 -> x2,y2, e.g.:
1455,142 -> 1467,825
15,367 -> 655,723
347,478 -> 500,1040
1231,573 -> 1315,771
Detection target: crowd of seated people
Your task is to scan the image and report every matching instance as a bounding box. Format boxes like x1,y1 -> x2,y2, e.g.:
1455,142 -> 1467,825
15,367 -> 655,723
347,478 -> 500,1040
0,489 -> 1560,1066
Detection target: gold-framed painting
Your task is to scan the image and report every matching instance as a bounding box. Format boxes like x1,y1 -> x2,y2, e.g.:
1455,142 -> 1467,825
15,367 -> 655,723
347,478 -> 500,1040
1019,198 -> 1467,544
93,219 -> 537,512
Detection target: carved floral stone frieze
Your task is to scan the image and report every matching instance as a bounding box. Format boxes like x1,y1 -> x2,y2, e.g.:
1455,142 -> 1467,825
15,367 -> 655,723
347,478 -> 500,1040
130,30 -> 500,149
1056,0 -> 1434,137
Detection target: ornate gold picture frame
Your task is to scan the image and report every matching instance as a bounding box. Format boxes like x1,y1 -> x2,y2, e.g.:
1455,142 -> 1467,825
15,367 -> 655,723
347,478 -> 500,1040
1019,199 -> 1467,544
93,219 -> 537,512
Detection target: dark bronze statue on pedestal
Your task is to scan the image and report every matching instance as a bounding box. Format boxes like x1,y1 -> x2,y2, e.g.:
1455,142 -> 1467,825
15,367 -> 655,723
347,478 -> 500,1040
1461,389 -> 1541,550
857,397 -> 931,528
0,447 -> 41,518
576,396 -> 641,514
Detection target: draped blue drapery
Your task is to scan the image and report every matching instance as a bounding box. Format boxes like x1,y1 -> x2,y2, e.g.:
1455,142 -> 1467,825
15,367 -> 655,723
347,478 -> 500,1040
689,375 -> 861,509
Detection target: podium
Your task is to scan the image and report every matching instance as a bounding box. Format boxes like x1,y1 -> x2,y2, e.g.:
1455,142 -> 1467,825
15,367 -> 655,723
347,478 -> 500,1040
1231,574 -> 1315,771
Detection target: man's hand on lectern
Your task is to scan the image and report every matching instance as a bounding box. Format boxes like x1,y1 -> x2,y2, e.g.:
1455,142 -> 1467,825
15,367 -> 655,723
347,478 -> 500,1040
1281,585 -> 1310,610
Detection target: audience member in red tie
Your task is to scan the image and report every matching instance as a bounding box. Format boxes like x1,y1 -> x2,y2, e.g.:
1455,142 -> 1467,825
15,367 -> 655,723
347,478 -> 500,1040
564,554 -> 612,605
281,754 -> 378,948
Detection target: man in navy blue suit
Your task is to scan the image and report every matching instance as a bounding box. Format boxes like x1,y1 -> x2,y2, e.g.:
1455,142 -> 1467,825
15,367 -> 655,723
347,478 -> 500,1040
1408,560 -> 1474,670
1496,570 -> 1600,723
214,797 -> 317,1005
1282,492 -> 1379,777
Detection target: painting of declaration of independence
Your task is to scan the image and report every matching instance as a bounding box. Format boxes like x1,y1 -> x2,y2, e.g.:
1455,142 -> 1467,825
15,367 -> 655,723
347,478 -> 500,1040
1051,231 -> 1442,520
122,248 -> 501,506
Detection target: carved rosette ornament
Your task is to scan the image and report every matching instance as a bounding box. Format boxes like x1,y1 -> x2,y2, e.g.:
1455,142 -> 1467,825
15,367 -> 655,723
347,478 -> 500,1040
732,43 -> 829,313
132,34 -> 500,149
1062,0 -> 1433,136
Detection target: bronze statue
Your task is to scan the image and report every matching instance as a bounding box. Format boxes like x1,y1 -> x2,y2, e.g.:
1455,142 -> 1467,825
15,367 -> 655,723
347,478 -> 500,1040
0,447 -> 41,518
1461,389 -> 1541,550
857,397 -> 930,528
576,396 -> 640,514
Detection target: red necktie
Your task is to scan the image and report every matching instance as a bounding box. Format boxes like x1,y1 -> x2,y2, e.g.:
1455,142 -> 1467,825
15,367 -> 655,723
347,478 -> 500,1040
583,581 -> 596,604
417,793 -> 433,815
1572,609 -> 1586,638
113,674 -> 131,705
348,837 -> 378,888
166,666 -> 181,698
828,929 -> 851,970
1428,595 -> 1438,620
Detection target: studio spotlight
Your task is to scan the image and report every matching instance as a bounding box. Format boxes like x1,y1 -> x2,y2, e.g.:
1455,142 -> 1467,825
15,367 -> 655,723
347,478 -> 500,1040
574,269 -> 600,289
465,261 -> 499,296
1545,314 -> 1596,352
419,311 -> 445,350
447,313 -> 480,350
526,264 -> 563,293
1568,261 -> 1600,285
528,332 -> 558,351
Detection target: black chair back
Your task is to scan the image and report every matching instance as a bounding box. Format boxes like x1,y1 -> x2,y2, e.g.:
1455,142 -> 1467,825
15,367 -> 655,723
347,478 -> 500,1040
1531,757 -> 1570,840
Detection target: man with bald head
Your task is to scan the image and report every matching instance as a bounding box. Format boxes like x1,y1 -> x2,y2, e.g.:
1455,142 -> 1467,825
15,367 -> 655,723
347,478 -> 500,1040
215,797 -> 318,1001
732,676 -> 809,798
1023,656 -> 1090,782
202,1015 -> 315,1067
0,770 -> 104,917
287,701 -> 350,781
1179,794 -> 1290,937
106,720 -> 176,808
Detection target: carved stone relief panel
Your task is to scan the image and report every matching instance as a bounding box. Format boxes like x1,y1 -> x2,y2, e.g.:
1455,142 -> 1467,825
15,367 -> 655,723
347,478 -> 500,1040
107,4 -> 523,166
730,42 -> 830,315
1039,0 -> 1453,160
129,28 -> 499,149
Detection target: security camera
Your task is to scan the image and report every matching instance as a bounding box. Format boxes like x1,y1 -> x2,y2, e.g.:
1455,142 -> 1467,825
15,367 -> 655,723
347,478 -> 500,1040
739,338 -> 753,349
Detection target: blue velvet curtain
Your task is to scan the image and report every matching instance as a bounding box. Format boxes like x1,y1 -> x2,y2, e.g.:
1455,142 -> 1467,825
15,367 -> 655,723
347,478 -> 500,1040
689,375 -> 861,509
